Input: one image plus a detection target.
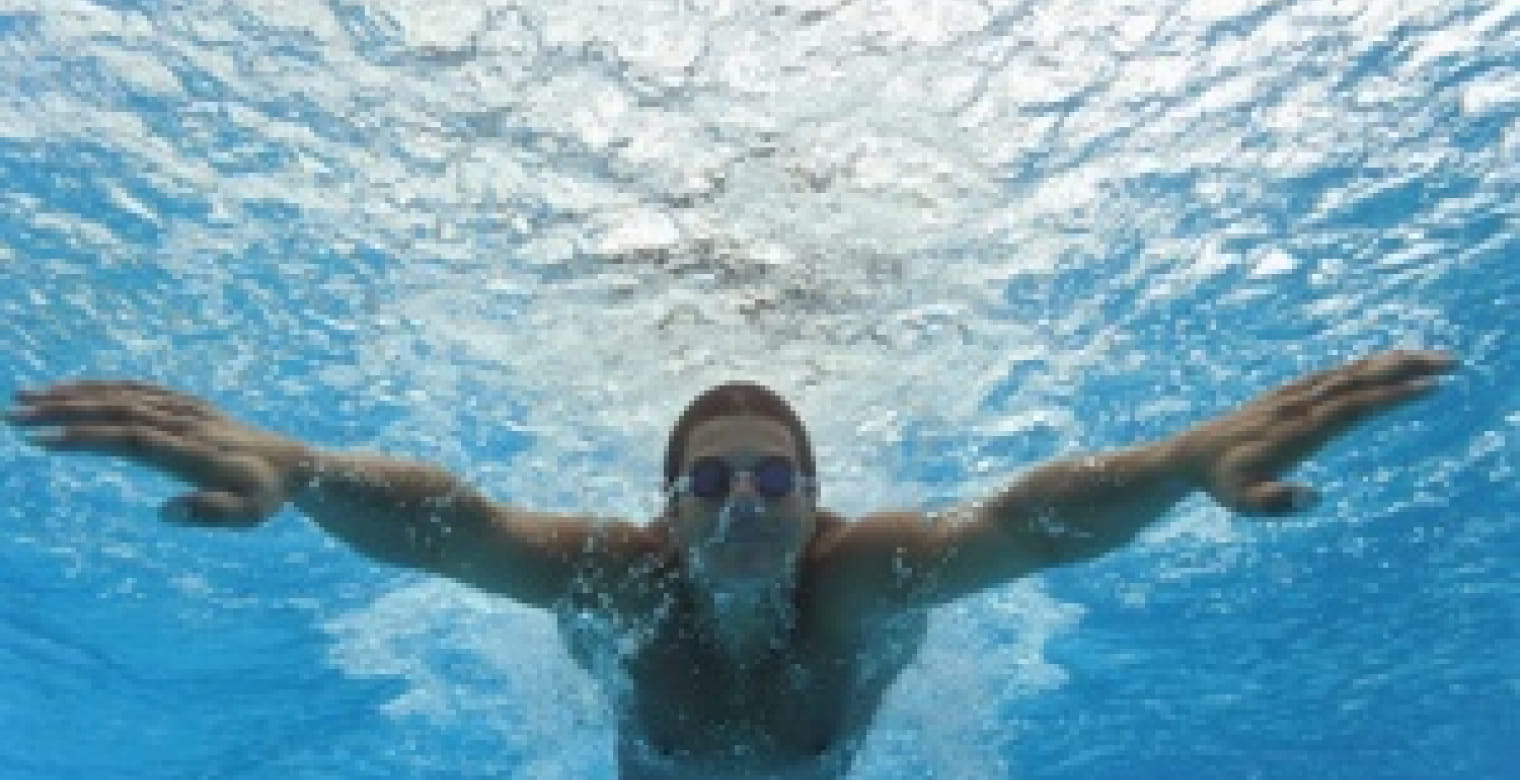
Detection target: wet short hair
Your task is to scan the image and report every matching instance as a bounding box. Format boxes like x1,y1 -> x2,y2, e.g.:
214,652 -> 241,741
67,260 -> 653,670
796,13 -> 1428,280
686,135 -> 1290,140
663,382 -> 817,491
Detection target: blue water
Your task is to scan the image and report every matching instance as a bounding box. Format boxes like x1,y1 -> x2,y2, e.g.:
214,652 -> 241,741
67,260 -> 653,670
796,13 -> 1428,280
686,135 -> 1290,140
2,0 -> 1516,777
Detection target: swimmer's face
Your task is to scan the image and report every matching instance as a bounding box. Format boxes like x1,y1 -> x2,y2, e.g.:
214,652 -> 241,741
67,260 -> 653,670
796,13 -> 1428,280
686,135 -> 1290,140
668,415 -> 817,583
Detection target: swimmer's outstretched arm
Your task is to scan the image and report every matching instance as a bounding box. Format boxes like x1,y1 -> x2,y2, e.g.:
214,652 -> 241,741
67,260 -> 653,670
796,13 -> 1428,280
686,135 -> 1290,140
4,382 -> 620,609
823,351 -> 1457,612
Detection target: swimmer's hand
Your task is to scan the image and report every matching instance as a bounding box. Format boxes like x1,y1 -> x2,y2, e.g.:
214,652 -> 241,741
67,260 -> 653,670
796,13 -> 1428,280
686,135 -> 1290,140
6,381 -> 313,527
1172,350 -> 1456,516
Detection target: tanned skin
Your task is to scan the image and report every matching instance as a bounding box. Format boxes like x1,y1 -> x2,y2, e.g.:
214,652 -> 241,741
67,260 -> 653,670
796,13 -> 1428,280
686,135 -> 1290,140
6,350 -> 1455,778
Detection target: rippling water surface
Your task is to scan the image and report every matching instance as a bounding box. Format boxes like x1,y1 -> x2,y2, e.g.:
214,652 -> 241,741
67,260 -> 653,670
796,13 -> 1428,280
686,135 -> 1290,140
2,0 -> 1516,777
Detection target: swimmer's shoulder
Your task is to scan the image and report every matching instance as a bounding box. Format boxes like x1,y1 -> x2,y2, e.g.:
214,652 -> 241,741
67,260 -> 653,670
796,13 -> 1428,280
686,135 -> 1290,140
803,508 -> 936,622
804,507 -> 932,562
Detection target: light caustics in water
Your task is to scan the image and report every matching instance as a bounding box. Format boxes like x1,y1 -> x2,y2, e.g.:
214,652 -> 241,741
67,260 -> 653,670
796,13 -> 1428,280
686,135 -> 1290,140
6,0 -> 1508,513
1,0 -> 1515,776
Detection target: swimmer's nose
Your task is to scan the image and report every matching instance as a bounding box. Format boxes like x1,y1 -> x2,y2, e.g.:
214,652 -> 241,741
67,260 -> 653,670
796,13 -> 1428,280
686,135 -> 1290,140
715,481 -> 769,540
730,471 -> 758,498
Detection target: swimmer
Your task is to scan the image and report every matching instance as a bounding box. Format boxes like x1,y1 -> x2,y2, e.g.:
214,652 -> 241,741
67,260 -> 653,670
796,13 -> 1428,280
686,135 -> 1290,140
6,350 -> 1455,778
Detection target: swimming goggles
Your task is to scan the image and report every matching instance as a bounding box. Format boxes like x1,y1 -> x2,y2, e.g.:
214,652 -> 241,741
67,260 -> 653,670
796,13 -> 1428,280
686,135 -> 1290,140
669,456 -> 813,500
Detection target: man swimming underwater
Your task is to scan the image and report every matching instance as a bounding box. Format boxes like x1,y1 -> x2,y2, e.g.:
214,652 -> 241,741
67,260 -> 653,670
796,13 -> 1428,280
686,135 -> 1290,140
6,350 -> 1454,778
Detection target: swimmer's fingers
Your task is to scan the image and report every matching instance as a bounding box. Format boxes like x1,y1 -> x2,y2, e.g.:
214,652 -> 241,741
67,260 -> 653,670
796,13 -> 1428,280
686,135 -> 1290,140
1254,377 -> 1441,466
7,398 -> 206,433
1269,350 -> 1455,413
1302,376 -> 1440,438
10,390 -> 296,481
19,379 -> 206,403
1188,351 -> 1456,516
1234,481 -> 1319,516
23,383 -> 217,419
9,381 -> 313,528
12,383 -> 221,422
161,491 -> 273,529
1205,438 -> 1297,515
1211,379 -> 1441,515
31,424 -> 251,484
28,425 -> 285,524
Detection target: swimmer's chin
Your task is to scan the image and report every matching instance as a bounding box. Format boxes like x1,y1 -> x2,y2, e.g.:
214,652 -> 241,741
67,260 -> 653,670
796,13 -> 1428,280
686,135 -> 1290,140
716,533 -> 787,545
697,545 -> 794,580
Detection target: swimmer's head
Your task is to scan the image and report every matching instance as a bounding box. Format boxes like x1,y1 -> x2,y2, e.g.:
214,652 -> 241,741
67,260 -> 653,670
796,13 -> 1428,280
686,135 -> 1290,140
663,383 -> 819,583
664,382 -> 816,495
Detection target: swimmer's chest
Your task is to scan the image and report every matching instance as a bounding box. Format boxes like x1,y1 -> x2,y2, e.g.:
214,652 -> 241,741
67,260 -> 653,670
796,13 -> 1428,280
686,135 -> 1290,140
619,602 -> 926,763
627,627 -> 846,755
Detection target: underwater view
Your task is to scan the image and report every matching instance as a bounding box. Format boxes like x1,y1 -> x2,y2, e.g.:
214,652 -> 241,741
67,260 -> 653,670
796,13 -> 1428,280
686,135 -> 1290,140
1,0 -> 1516,777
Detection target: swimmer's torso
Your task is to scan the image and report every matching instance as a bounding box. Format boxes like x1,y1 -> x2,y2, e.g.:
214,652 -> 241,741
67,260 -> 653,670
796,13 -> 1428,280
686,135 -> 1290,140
557,546 -> 928,779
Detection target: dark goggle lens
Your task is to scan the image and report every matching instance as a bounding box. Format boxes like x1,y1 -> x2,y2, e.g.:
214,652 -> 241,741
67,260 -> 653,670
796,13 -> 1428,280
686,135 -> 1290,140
688,459 -> 731,498
687,457 -> 797,499
751,458 -> 797,497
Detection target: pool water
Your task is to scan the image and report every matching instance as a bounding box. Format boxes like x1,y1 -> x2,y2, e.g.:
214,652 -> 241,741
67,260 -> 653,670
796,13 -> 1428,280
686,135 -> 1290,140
1,0 -> 1516,777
